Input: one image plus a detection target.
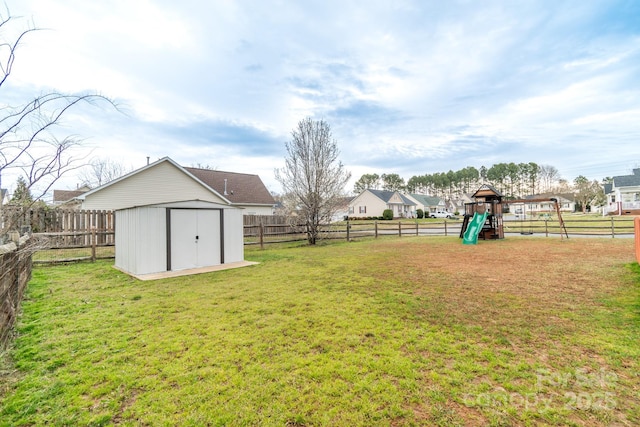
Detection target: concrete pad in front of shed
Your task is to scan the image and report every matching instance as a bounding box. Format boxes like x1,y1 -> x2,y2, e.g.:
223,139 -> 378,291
121,260 -> 259,281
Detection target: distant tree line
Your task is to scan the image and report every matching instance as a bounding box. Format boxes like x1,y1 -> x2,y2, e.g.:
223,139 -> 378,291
353,162 -> 606,209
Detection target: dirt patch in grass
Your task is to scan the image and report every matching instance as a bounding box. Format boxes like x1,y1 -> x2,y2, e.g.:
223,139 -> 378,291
353,237 -> 638,425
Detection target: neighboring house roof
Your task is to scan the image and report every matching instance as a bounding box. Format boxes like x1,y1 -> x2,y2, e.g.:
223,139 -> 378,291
53,189 -> 88,204
368,189 -> 416,206
184,167 -> 275,206
612,168 -> 640,188
408,194 -> 441,206
604,183 -> 613,195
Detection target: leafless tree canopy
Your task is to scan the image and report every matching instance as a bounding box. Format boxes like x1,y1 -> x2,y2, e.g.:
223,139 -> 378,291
0,10 -> 116,237
79,157 -> 130,188
275,117 -> 351,245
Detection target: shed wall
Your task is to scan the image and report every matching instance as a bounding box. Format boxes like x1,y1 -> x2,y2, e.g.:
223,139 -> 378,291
115,207 -> 167,275
223,208 -> 244,263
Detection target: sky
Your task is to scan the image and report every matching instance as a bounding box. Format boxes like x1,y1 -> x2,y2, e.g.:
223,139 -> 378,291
2,0 -> 640,197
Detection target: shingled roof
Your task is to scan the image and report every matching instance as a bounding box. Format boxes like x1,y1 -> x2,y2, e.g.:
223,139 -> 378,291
184,167 -> 275,206
612,168 -> 640,188
53,189 -> 88,203
367,189 -> 416,206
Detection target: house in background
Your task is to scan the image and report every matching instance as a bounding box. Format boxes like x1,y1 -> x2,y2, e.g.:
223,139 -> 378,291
605,168 -> 640,215
331,196 -> 354,222
348,189 -> 416,218
510,193 -> 576,215
405,194 -> 445,217
78,157 -> 275,215
52,185 -> 91,208
447,194 -> 474,215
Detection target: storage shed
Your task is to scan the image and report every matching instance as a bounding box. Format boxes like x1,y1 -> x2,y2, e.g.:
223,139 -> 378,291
77,157 -> 252,278
115,200 -> 245,277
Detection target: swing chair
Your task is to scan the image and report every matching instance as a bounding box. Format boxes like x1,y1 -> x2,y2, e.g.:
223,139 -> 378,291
520,203 -> 533,235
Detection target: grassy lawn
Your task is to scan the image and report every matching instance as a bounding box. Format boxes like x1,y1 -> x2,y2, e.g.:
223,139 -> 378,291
1,237 -> 639,426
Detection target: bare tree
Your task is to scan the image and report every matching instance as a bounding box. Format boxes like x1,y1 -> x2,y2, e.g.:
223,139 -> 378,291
0,10 -> 115,237
539,165 -> 560,193
78,157 -> 130,188
275,117 -> 351,245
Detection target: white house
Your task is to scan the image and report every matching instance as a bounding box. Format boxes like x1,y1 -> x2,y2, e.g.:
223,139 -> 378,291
348,189 -> 416,218
605,168 -> 640,215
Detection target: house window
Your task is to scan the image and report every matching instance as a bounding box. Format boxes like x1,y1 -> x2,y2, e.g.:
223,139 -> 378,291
611,195 -> 615,203
359,206 -> 366,214
348,206 -> 354,214
635,193 -> 640,202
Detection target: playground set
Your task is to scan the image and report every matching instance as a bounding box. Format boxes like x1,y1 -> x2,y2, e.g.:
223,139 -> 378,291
460,184 -> 569,244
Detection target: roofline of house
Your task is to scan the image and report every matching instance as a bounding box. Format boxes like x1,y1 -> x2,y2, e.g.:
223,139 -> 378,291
77,156 -> 232,204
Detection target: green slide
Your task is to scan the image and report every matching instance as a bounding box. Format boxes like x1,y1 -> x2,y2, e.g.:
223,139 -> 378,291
462,212 -> 489,245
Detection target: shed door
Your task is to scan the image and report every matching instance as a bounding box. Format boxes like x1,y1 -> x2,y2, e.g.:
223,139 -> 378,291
170,209 -> 221,271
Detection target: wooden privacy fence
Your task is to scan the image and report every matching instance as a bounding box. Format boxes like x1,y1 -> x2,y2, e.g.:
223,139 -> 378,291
0,238 -> 33,349
2,207 -> 114,235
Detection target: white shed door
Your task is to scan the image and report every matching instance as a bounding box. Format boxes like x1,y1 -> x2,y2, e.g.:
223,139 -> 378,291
170,209 -> 221,271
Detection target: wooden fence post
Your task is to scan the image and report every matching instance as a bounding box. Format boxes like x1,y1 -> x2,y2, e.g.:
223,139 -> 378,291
346,220 -> 350,242
444,220 -> 448,236
398,221 -> 402,237
259,220 -> 264,250
91,228 -> 96,262
375,221 -> 378,238
545,219 -> 548,237
611,217 -> 615,238
415,220 -> 419,236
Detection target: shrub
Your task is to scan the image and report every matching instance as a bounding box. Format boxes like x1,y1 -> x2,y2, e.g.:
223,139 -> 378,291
382,209 -> 393,220
416,209 -> 424,219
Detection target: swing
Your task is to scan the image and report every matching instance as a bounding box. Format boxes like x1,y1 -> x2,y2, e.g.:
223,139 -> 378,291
520,203 -> 533,235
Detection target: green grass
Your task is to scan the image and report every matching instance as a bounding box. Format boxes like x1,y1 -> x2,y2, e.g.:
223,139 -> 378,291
1,237 -> 639,426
